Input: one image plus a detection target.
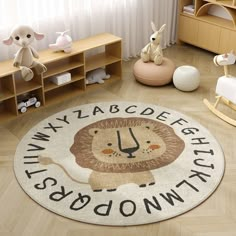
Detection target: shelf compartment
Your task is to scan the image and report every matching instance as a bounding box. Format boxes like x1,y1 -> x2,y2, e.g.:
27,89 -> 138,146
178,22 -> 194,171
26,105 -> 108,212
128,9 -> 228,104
0,75 -> 15,102
16,88 -> 44,114
43,54 -> 84,79
14,69 -> 43,95
197,3 -> 236,28
213,1 -> 236,8
105,41 -> 122,58
105,61 -> 122,78
85,52 -> 121,72
15,79 -> 42,96
44,80 -> 85,106
0,97 -> 17,122
44,74 -> 84,92
44,66 -> 85,92
17,88 -> 45,111
85,74 -> 121,89
197,14 -> 235,28
180,0 -> 196,15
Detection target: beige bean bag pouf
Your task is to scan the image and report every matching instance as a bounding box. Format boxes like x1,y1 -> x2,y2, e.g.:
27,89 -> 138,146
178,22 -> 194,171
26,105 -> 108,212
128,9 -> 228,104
133,57 -> 175,86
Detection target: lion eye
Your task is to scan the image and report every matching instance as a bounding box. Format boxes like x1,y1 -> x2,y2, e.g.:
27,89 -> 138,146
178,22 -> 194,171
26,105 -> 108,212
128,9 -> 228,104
146,141 -> 151,144
107,143 -> 112,146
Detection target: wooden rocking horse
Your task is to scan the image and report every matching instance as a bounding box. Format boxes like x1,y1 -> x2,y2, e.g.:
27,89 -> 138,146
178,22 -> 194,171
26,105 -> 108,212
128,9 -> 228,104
203,51 -> 236,126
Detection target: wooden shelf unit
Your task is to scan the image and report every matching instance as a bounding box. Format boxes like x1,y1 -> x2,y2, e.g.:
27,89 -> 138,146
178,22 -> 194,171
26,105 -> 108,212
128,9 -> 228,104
178,0 -> 236,53
0,33 -> 122,123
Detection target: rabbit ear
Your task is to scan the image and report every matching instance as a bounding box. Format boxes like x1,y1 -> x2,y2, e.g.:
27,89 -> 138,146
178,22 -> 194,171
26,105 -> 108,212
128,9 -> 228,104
158,24 -> 166,33
151,21 -> 157,32
34,32 -> 44,40
3,37 -> 13,45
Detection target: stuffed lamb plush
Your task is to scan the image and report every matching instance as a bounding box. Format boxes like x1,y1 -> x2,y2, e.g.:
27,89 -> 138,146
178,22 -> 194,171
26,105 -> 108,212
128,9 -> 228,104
86,68 -> 110,85
3,25 -> 47,81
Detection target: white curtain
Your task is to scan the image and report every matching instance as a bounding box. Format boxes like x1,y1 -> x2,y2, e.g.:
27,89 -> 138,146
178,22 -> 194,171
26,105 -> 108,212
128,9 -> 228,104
0,0 -> 178,61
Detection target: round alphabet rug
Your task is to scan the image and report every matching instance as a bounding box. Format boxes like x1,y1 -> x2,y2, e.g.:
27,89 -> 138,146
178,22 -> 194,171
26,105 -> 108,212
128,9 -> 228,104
14,102 -> 225,226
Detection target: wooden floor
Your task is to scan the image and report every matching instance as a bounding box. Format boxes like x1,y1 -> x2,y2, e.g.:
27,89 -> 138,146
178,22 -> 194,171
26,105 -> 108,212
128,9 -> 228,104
1,44 -> 236,236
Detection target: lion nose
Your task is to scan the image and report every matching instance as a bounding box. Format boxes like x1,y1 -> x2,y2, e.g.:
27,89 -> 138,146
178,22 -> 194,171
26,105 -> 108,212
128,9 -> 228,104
117,128 -> 140,158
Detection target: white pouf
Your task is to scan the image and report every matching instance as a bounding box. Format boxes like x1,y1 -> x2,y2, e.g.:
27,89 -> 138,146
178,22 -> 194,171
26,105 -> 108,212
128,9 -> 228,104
173,65 -> 200,92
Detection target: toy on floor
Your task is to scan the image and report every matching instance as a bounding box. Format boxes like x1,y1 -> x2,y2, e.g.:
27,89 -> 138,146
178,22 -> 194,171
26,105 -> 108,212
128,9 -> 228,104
3,25 -> 47,81
141,22 -> 166,65
17,95 -> 41,113
49,30 -> 72,53
86,68 -> 110,85
203,51 -> 236,126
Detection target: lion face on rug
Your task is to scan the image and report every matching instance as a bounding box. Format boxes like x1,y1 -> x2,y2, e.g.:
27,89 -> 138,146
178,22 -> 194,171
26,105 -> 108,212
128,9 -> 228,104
70,117 -> 185,191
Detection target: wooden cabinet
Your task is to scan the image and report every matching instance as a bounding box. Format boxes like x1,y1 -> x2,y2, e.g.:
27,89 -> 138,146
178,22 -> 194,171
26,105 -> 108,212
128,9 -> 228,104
219,27 -> 236,52
178,15 -> 199,44
178,0 -> 236,53
0,33 -> 122,123
197,20 -> 221,52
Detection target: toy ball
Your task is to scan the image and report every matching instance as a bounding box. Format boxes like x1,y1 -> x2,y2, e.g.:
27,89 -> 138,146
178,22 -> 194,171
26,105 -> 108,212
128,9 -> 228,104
173,65 -> 200,92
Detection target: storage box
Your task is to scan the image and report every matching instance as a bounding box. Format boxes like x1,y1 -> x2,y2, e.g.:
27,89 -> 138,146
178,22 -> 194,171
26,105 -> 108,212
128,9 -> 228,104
51,72 -> 71,85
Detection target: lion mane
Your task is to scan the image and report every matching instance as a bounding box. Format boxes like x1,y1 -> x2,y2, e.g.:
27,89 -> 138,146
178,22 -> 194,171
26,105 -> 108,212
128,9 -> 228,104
70,117 -> 185,173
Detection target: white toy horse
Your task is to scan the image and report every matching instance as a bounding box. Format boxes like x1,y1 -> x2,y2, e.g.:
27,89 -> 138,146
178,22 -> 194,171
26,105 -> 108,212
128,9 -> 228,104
204,51 -> 236,126
141,22 -> 166,65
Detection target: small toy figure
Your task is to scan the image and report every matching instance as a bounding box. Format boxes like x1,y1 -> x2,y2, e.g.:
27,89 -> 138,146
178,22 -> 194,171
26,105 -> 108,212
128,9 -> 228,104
213,51 -> 236,77
3,25 -> 47,81
86,68 -> 110,85
17,96 -> 41,113
141,22 -> 166,65
49,30 -> 72,53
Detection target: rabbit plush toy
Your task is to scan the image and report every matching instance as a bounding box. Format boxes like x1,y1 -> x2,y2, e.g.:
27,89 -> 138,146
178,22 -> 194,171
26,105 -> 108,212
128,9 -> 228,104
141,22 -> 166,65
3,25 -> 47,81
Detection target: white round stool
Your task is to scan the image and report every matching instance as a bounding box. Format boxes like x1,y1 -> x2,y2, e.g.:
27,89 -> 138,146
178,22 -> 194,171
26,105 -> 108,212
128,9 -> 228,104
173,65 -> 200,92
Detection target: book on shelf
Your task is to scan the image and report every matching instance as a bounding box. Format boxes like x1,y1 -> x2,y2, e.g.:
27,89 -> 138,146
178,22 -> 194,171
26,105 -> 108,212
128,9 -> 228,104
183,4 -> 195,13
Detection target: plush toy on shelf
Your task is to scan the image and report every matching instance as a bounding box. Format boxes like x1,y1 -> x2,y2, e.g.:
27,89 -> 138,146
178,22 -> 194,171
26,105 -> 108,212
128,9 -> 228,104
204,50 -> 236,126
3,25 -> 47,81
49,30 -> 72,53
141,22 -> 166,65
86,68 -> 111,85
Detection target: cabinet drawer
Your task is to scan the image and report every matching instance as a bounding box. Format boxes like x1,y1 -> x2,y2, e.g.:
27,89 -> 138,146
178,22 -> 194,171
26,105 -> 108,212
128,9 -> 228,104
219,28 -> 236,53
197,21 -> 220,53
178,15 -> 199,45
